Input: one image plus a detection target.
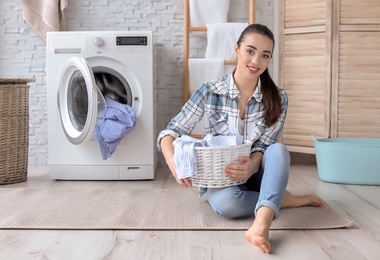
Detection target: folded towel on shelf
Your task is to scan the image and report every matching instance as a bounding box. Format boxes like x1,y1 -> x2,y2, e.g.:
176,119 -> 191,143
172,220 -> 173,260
94,96 -> 136,160
21,0 -> 69,41
188,58 -> 225,95
174,134 -> 243,179
189,0 -> 230,27
205,23 -> 249,60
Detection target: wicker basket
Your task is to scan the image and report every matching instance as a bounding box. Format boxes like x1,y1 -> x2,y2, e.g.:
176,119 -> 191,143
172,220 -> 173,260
0,78 -> 34,185
190,140 -> 253,188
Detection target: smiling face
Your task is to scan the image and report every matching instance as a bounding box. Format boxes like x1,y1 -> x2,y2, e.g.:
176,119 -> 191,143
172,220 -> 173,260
234,33 -> 274,82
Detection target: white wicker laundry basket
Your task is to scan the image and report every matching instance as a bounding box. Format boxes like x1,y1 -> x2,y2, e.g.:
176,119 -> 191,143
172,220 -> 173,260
190,140 -> 252,188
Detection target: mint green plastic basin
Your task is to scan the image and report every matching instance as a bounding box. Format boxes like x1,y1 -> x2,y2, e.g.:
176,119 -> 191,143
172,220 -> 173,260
312,136 -> 380,185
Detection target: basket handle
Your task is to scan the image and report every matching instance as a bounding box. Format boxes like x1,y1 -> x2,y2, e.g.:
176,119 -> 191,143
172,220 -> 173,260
311,135 -> 319,143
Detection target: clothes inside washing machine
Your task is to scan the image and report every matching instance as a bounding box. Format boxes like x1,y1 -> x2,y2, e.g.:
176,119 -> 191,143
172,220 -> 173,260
93,72 -> 136,160
94,95 -> 136,160
68,70 -> 136,159
94,73 -> 130,104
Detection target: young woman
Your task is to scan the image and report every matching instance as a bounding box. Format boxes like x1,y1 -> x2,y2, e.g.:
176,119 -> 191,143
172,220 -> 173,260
157,24 -> 324,254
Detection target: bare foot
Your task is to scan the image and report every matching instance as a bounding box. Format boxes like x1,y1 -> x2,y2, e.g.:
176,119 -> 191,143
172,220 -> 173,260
281,190 -> 325,209
245,225 -> 271,254
245,207 -> 274,254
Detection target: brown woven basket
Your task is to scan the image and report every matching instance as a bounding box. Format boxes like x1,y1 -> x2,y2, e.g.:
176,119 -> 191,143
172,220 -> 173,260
0,78 -> 34,185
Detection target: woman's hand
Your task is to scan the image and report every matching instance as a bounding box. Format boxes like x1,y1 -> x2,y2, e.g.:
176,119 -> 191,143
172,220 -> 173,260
160,135 -> 192,188
176,177 -> 192,188
224,156 -> 254,181
166,156 -> 192,188
225,152 -> 263,181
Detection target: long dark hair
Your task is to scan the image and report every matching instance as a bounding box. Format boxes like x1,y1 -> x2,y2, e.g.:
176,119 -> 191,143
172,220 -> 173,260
236,24 -> 282,127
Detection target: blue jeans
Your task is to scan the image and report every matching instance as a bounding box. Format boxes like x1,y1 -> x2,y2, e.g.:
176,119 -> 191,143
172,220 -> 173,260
206,143 -> 290,219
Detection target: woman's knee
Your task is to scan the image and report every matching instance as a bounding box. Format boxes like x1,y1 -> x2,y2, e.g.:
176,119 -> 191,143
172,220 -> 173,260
261,143 -> 290,181
265,143 -> 290,164
267,143 -> 289,157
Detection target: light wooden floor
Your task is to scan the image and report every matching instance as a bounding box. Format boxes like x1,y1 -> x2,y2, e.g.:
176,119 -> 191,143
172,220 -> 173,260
0,153 -> 379,260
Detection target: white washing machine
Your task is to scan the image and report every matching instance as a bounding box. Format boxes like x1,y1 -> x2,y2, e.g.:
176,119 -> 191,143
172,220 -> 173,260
46,31 -> 156,180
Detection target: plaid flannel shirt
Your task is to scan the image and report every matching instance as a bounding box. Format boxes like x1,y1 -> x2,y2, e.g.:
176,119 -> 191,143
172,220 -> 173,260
157,71 -> 288,154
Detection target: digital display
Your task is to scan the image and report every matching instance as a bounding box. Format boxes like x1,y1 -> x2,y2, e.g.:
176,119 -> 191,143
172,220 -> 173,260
116,36 -> 148,46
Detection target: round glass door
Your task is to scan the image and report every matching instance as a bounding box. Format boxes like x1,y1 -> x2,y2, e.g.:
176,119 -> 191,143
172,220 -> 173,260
58,57 -> 106,144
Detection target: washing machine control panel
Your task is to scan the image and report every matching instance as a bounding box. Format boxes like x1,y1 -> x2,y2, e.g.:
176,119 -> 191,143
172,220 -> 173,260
87,34 -> 151,53
116,36 -> 148,46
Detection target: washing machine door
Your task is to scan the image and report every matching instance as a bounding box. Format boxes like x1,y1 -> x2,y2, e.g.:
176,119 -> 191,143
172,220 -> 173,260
58,57 -> 106,145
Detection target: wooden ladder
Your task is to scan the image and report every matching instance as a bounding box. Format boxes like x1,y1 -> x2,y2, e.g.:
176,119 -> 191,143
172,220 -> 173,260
182,0 -> 256,104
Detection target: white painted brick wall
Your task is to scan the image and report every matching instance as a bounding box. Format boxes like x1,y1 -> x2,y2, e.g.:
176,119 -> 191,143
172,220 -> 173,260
0,0 -> 274,166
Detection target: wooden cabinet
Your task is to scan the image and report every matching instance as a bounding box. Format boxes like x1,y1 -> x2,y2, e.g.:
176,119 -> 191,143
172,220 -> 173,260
331,0 -> 380,139
279,0 -> 380,153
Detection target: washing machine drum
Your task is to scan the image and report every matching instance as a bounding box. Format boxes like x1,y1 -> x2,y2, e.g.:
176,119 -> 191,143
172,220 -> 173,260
94,73 -> 130,104
58,56 -> 133,145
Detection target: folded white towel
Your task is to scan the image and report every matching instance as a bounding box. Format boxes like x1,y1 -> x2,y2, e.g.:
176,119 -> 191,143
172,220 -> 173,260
189,0 -> 230,27
205,23 -> 249,60
22,0 -> 69,41
188,58 -> 225,95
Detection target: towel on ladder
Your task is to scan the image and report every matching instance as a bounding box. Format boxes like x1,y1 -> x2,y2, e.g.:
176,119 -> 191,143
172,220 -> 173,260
189,0 -> 230,27
205,22 -> 249,60
188,58 -> 225,95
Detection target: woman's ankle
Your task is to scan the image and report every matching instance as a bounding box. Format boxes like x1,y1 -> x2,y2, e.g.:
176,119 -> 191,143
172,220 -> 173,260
254,206 -> 274,227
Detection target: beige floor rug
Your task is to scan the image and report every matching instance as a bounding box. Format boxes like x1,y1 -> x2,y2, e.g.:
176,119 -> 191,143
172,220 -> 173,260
0,186 -> 354,230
